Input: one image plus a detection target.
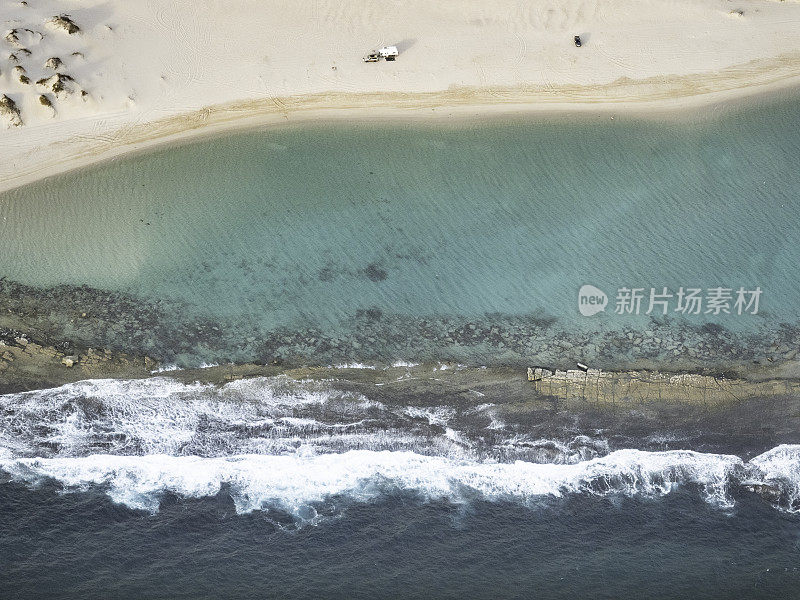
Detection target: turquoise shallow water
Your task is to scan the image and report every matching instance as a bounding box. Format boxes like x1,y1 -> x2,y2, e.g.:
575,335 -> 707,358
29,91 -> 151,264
1,95 -> 799,365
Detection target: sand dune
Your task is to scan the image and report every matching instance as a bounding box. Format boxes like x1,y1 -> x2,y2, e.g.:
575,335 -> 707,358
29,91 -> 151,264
1,0 -> 800,190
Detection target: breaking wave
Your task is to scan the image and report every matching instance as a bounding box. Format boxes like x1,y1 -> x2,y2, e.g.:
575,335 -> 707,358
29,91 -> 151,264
0,376 -> 603,463
0,378 -> 798,518
2,447 -> 796,517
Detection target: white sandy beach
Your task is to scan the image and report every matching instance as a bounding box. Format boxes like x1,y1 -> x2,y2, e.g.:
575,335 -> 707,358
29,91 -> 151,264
1,0 -> 800,191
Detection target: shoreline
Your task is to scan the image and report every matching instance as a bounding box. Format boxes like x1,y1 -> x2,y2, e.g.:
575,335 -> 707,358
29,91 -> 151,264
3,329 -> 800,462
4,0 -> 800,194
2,318 -> 799,395
2,66 -> 800,195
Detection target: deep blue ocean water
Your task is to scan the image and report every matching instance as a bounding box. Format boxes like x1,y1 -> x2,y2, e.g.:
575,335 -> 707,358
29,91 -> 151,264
2,484 -> 799,600
1,375 -> 799,599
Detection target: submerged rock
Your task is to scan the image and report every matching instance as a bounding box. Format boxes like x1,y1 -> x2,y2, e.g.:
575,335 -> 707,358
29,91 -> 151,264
742,482 -> 783,503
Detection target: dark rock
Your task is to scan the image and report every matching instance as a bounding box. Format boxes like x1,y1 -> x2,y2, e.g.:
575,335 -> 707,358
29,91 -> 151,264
364,263 -> 388,282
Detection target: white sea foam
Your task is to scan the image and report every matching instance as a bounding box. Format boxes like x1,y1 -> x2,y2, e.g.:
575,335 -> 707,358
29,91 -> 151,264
0,448 -> 747,515
150,364 -> 182,374
497,435 -> 610,465
465,403 -> 505,430
466,403 -> 495,413
3,378 -> 798,517
486,417 -> 507,431
0,376 -> 388,458
745,444 -> 800,512
404,406 -> 456,427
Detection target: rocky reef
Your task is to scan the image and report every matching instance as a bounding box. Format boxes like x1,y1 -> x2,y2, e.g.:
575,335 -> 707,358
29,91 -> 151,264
0,278 -> 799,375
0,328 -> 154,393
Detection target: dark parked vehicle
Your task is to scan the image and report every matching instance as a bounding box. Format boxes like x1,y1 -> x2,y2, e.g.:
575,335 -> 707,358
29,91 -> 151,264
574,35 -> 582,47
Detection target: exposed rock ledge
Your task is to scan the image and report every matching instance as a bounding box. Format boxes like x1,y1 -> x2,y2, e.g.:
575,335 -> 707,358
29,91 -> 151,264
3,322 -> 800,407
0,330 -> 155,393
527,365 -> 800,405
